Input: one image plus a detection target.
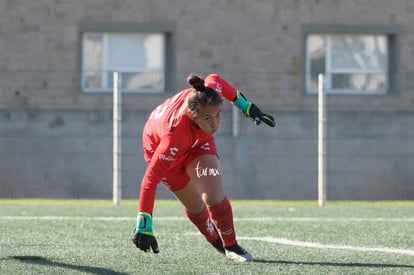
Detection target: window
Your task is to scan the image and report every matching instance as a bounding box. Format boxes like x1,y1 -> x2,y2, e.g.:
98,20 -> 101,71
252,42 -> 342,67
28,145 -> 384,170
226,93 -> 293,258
79,22 -> 175,93
303,25 -> 399,95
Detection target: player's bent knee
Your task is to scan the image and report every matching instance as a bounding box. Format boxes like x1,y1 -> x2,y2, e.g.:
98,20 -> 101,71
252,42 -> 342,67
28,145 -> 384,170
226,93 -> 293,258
202,192 -> 225,207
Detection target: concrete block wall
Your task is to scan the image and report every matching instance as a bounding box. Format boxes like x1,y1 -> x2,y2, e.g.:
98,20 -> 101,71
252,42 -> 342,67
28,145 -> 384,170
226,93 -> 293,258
1,0 -> 414,112
1,0 -> 414,199
1,109 -> 414,200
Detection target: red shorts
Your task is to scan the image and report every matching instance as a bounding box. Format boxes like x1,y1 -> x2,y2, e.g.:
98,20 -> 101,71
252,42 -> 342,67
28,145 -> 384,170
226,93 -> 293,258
161,138 -> 218,192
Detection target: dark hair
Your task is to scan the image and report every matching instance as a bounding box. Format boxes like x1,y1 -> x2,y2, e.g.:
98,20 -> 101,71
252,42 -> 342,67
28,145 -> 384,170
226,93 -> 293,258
187,74 -> 223,116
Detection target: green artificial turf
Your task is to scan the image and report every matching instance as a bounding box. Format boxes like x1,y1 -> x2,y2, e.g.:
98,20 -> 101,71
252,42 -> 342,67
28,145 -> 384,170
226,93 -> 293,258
1,199 -> 413,274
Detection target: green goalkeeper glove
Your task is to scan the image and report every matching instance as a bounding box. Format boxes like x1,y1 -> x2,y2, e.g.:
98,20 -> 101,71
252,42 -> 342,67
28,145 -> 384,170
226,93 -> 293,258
132,212 -> 159,253
232,90 -> 276,127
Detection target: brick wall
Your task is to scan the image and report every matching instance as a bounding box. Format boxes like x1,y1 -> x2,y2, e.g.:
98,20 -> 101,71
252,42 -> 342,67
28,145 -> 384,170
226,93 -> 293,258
1,0 -> 414,199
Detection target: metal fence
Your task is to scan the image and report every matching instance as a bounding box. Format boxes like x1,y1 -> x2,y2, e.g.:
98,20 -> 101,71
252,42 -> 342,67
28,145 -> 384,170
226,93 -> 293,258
1,71 -> 414,200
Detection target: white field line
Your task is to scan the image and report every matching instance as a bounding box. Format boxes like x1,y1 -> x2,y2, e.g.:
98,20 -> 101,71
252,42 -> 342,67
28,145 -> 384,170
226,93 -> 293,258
239,236 -> 414,256
2,215 -> 413,256
1,216 -> 414,222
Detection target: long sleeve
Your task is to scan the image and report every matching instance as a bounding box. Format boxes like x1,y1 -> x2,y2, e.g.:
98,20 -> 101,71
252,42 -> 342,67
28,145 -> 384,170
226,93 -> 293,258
205,73 -> 253,114
204,74 -> 238,102
139,124 -> 193,214
139,133 -> 182,214
139,137 -> 170,214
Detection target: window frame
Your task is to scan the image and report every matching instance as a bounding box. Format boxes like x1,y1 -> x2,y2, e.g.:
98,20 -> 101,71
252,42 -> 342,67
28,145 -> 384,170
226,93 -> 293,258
78,22 -> 175,94
302,24 -> 399,95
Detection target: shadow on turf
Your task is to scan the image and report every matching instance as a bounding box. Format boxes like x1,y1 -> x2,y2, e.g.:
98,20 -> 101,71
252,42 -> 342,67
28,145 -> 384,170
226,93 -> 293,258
11,256 -> 128,275
254,259 -> 414,269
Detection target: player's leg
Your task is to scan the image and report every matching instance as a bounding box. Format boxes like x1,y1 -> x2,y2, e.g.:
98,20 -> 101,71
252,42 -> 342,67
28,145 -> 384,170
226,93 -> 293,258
172,179 -> 224,253
186,153 -> 253,262
186,154 -> 234,243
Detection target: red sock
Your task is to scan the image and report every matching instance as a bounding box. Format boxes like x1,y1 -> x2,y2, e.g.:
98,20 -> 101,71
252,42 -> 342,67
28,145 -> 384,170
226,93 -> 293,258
207,196 -> 236,247
184,206 -> 218,243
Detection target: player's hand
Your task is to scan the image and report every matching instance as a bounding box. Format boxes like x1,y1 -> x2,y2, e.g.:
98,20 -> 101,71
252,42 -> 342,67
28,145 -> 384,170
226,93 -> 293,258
246,103 -> 276,127
132,232 -> 159,253
132,212 -> 159,253
232,90 -> 275,127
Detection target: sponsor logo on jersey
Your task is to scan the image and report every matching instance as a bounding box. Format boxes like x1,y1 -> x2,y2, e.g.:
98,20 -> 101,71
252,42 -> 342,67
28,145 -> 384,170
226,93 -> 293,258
159,147 -> 179,162
200,142 -> 210,151
159,154 -> 176,161
210,80 -> 222,93
170,147 -> 179,156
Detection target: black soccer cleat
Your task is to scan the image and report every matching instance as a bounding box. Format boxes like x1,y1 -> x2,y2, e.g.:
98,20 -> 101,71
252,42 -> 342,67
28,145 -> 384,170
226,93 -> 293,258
211,235 -> 225,255
224,243 -> 253,262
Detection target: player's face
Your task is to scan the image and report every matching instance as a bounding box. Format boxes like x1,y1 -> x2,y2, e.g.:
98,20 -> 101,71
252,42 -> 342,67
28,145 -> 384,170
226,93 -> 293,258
192,104 -> 222,134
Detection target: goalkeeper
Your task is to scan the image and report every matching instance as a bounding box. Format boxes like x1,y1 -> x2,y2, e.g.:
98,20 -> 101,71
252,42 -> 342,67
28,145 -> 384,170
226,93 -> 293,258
133,73 -> 275,263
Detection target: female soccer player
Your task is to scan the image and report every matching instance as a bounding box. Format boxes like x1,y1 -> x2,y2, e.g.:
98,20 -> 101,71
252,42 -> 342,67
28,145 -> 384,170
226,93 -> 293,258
132,73 -> 275,262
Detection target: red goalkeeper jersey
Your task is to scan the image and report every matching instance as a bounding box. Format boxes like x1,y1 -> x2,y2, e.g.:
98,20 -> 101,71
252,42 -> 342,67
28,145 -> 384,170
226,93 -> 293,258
139,74 -> 238,214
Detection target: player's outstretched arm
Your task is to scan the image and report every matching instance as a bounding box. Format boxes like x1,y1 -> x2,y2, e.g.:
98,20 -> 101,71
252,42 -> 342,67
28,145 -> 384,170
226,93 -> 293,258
233,90 -> 276,127
204,74 -> 275,127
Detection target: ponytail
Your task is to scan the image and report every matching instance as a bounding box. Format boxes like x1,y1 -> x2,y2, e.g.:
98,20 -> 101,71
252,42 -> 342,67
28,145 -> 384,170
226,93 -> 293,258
188,74 -> 205,92
187,74 -> 223,116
